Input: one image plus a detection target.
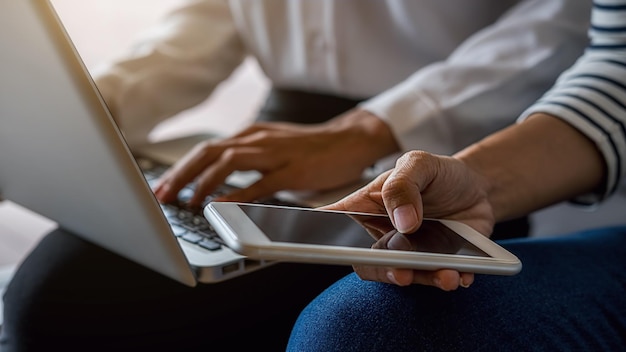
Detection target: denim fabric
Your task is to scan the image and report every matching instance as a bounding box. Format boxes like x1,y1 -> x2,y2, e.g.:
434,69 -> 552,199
287,226 -> 626,351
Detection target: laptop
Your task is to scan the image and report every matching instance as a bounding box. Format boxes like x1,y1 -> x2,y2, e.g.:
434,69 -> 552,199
0,0 -> 305,286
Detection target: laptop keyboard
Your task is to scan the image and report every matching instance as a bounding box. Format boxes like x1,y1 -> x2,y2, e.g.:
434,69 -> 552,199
138,158 -> 231,252
161,204 -> 225,251
137,157 -> 301,252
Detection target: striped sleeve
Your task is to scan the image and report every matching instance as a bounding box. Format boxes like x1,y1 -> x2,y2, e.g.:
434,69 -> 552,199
519,0 -> 626,204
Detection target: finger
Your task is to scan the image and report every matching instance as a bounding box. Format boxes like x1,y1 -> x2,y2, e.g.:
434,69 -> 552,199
356,265 -> 469,291
358,233 -> 470,290
353,264 -> 396,285
381,151 -> 441,233
228,124 -> 273,138
352,265 -> 432,287
322,171 -> 391,213
226,123 -> 299,146
414,269 -> 461,291
392,268 -> 474,290
459,272 -> 475,288
154,141 -> 224,203
230,122 -> 295,138
190,148 -> 287,206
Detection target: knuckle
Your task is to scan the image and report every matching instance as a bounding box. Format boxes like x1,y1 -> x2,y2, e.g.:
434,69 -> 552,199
194,140 -> 214,153
381,173 -> 414,199
253,130 -> 272,140
396,150 -> 432,168
165,173 -> 185,189
220,148 -> 239,162
189,141 -> 218,160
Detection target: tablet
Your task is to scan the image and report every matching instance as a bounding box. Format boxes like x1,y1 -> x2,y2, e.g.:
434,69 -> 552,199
204,202 -> 522,275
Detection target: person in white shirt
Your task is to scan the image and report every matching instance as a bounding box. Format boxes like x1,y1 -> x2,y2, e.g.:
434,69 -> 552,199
96,0 -> 592,209
0,1 -> 595,351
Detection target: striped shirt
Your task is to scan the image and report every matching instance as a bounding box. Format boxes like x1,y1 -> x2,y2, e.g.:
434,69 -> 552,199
520,0 -> 626,204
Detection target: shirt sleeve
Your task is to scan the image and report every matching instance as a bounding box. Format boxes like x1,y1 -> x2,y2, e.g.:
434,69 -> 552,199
93,0 -> 246,148
519,0 -> 626,204
359,0 -> 592,170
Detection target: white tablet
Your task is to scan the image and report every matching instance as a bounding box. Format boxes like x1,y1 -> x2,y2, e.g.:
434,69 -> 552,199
204,202 -> 522,275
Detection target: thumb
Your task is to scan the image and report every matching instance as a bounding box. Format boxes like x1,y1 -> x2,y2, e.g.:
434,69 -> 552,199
391,204 -> 420,234
381,151 -> 439,233
381,172 -> 423,234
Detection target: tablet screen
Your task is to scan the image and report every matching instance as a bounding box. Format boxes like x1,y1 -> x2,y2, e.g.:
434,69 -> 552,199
238,204 -> 489,257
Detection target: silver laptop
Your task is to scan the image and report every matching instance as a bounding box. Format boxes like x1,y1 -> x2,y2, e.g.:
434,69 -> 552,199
0,0 -> 279,286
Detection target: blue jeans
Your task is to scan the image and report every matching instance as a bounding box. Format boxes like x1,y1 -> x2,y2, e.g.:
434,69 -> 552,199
287,226 -> 626,351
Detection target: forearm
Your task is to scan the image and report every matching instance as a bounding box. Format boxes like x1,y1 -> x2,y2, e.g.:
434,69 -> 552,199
456,114 -> 605,222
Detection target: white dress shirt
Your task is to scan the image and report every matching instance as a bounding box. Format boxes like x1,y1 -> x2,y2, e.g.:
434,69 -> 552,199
94,0 -> 592,157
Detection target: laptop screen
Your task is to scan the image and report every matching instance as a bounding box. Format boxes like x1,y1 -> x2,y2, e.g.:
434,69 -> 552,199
0,0 -> 197,286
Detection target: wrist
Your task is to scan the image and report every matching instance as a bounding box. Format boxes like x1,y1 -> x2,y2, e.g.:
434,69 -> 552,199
325,108 -> 400,161
456,144 -> 510,223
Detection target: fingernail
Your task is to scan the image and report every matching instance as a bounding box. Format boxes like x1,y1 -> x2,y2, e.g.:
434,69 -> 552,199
158,182 -> 170,193
460,277 -> 471,289
393,205 -> 418,233
387,232 -> 411,251
386,271 -> 400,285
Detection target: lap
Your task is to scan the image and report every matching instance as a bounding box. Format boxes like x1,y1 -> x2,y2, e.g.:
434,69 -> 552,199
287,226 -> 626,351
1,227 -> 352,351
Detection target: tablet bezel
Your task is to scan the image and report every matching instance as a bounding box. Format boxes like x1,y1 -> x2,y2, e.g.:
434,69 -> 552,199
205,202 -> 522,275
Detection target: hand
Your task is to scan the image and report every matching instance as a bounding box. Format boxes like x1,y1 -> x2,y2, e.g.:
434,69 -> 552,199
324,151 -> 496,291
153,109 -> 399,206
